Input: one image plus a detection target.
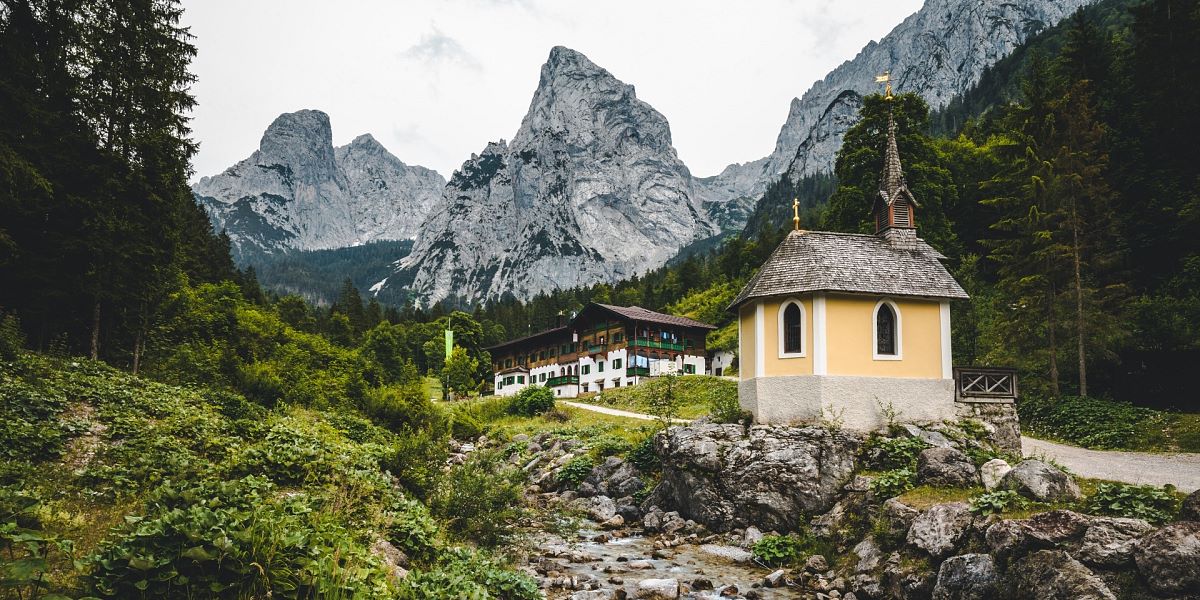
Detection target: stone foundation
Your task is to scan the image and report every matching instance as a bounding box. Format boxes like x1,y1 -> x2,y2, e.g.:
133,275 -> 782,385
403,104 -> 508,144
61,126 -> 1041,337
739,375 -> 958,431
955,399 -> 1021,453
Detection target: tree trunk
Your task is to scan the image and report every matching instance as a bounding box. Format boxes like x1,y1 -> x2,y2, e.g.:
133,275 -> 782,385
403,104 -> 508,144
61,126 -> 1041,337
1047,281 -> 1061,397
132,328 -> 143,375
1071,201 -> 1088,397
90,300 -> 101,360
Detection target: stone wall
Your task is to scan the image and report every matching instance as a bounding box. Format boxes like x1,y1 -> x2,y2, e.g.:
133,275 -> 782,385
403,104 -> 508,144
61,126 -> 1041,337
955,399 -> 1021,454
740,375 -> 958,430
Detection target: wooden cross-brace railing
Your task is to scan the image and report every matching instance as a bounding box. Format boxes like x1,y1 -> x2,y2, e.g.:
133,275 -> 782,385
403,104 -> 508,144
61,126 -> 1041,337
954,366 -> 1018,402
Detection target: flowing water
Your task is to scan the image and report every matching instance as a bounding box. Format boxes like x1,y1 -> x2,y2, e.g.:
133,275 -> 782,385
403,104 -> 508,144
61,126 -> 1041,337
534,529 -> 807,598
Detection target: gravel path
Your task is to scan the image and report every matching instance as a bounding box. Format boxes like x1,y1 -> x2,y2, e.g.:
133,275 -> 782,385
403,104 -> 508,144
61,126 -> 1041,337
1022,436 -> 1200,493
559,400 -> 692,424
561,401 -> 1200,492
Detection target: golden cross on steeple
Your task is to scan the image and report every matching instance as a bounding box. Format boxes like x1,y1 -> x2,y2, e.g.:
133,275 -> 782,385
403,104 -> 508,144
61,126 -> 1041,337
875,71 -> 893,100
792,197 -> 801,231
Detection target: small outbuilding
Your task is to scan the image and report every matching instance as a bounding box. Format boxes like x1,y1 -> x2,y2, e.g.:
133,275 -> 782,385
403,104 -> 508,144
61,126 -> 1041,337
729,110 -> 968,429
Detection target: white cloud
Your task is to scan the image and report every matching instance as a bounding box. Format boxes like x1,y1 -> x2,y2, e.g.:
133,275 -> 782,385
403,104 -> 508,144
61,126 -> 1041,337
401,25 -> 482,71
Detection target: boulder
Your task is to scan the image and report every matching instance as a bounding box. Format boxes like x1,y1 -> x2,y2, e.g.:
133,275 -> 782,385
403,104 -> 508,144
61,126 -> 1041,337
1003,550 -> 1115,599
1076,517 -> 1153,567
917,447 -> 979,487
371,539 -> 410,580
571,592 -> 617,600
979,459 -> 1011,491
764,569 -> 787,587
574,495 -> 617,523
998,460 -> 1081,502
744,526 -> 764,547
698,544 -> 753,563
1133,521 -> 1200,596
907,502 -> 974,558
985,510 -> 1091,557
1180,488 -> 1200,521
881,498 -> 920,539
852,538 -> 882,574
805,554 -> 829,572
634,578 -> 679,599
903,424 -> 955,448
650,424 -> 863,532
932,554 -> 998,600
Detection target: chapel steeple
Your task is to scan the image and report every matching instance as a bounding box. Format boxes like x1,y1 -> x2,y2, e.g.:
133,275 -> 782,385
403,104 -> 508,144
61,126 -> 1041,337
872,74 -> 919,240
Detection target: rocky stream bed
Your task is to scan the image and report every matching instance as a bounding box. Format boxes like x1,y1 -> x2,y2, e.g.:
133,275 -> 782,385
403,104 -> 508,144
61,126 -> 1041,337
450,421 -> 1200,600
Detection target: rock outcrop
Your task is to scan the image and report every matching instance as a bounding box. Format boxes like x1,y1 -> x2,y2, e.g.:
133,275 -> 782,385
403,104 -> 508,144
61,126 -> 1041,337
389,47 -> 716,306
647,424 -> 863,532
917,447 -> 979,487
193,110 -> 444,261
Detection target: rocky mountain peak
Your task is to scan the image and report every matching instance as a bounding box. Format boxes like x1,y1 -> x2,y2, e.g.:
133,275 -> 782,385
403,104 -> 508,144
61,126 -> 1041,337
388,47 -> 710,306
192,110 -> 444,260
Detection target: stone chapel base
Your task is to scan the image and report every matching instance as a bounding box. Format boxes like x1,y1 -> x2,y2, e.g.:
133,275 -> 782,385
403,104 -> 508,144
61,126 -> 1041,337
739,375 -> 958,431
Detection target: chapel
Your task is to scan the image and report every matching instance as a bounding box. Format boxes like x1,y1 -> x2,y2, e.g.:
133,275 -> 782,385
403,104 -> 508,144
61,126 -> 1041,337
729,102 -> 968,429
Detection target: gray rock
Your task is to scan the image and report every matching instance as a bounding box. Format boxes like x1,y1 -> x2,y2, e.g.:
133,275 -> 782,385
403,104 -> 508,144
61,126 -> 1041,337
744,526 -> 764,547
1180,488 -> 1200,521
764,569 -> 787,587
571,591 -> 616,600
881,497 -> 920,539
985,510 -> 1092,557
932,554 -> 998,600
371,539 -> 410,580
852,538 -> 882,574
699,544 -> 753,563
576,495 -> 617,523
805,554 -> 829,572
998,460 -> 1081,502
1133,521 -> 1200,596
392,47 -> 718,306
193,111 -> 445,260
917,447 -> 979,487
616,504 -> 642,523
979,459 -> 1011,491
1003,550 -> 1115,599
1076,517 -> 1153,567
903,424 -> 955,449
907,502 -> 973,558
649,424 -> 863,532
634,578 -> 679,599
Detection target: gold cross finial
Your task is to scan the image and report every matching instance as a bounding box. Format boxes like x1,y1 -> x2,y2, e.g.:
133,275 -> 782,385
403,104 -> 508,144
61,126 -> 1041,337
792,197 -> 801,231
875,71 -> 893,100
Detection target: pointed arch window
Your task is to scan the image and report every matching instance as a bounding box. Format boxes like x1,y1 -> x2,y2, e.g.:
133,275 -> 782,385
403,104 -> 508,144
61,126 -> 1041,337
778,298 -> 806,358
873,299 -> 902,360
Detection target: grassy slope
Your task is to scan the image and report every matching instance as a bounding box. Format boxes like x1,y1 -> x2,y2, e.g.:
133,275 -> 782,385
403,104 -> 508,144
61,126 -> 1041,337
0,353 -> 531,598
1019,395 -> 1200,453
583,375 -> 738,420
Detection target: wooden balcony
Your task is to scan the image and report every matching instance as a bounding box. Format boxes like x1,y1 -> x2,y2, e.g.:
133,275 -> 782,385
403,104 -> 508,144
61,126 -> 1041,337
629,338 -> 684,352
546,375 -> 579,387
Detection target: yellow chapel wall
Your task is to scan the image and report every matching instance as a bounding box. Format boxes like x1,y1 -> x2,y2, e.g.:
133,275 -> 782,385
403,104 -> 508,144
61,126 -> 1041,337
824,294 -> 943,378
738,304 -> 756,381
758,297 -> 814,377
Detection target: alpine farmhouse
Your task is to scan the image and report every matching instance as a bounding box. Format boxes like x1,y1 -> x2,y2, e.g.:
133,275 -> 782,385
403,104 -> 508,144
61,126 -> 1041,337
487,303 -> 715,398
730,105 -> 970,430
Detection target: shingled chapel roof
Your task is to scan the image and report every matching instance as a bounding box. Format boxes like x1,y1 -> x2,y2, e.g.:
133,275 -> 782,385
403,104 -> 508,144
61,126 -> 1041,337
728,230 -> 968,310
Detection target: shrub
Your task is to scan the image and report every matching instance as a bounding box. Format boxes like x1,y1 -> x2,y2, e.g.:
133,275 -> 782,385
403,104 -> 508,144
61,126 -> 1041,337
386,494 -> 442,563
870,468 -> 916,499
1085,482 -> 1178,524
751,534 -> 804,566
1018,395 -> 1161,450
969,490 -> 1029,516
385,426 -> 450,501
450,411 -> 484,440
628,435 -> 660,472
89,476 -> 391,598
364,384 -> 446,434
588,434 -> 632,459
397,549 -> 539,600
0,312 -> 24,360
430,451 -> 526,548
508,386 -> 554,417
867,436 -> 929,470
707,382 -> 744,423
556,455 -> 595,486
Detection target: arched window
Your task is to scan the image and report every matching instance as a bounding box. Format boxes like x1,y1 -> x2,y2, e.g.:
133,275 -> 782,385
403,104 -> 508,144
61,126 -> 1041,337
778,299 -> 806,357
873,299 -> 902,359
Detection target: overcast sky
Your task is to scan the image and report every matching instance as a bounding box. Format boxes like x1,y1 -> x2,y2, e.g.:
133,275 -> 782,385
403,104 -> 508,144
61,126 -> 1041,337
182,0 -> 923,181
